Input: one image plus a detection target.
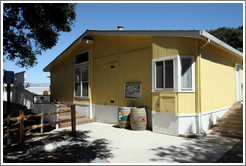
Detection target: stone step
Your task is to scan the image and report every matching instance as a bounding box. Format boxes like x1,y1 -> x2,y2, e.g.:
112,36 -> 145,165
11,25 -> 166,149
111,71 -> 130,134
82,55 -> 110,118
59,118 -> 96,128
58,114 -> 85,121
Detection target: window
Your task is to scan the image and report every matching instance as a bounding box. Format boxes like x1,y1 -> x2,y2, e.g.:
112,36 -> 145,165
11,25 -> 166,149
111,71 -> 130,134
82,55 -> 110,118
155,60 -> 174,89
181,58 -> 192,89
74,65 -> 89,98
74,50 -> 89,65
164,60 -> 173,88
156,62 -> 163,88
152,55 -> 194,92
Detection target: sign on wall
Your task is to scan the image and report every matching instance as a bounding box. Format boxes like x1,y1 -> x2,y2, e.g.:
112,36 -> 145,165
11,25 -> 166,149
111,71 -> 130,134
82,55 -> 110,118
124,83 -> 141,99
33,95 -> 51,104
4,71 -> 14,84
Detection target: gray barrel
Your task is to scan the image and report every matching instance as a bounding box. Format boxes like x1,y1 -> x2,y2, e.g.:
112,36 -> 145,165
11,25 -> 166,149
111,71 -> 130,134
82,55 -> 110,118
118,107 -> 131,128
130,107 -> 147,130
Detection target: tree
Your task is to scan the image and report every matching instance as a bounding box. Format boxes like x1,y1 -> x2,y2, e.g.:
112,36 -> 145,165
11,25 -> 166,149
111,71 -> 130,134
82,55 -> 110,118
3,3 -> 76,68
207,26 -> 243,52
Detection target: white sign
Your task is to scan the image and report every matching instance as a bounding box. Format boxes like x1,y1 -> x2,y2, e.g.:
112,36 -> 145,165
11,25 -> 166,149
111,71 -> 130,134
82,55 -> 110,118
124,83 -> 141,99
4,71 -> 14,84
33,95 -> 51,104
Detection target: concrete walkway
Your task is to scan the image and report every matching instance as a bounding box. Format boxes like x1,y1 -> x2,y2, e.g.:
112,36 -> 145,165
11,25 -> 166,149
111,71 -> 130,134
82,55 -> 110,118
56,122 -> 241,163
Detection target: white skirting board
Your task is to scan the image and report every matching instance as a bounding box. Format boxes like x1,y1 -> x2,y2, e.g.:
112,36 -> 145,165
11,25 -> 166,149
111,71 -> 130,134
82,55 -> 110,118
152,106 -> 231,136
92,104 -> 153,129
61,101 -> 230,135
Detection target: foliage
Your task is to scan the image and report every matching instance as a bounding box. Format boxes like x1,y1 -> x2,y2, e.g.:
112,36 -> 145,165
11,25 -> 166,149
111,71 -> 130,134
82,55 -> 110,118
207,26 -> 243,52
3,3 -> 76,68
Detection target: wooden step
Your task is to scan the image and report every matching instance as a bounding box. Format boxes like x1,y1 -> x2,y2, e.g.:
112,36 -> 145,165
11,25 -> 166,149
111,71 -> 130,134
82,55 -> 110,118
210,131 -> 243,139
58,107 -> 71,111
57,107 -> 79,115
224,112 -> 243,117
214,120 -> 243,126
58,104 -> 68,107
58,114 -> 85,121
59,118 -> 96,128
211,126 -> 243,132
209,103 -> 243,139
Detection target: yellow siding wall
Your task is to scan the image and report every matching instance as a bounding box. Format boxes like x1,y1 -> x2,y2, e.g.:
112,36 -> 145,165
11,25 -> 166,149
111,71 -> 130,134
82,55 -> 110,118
50,34 -> 243,115
92,35 -> 152,109
152,37 -> 196,114
152,37 -> 195,59
177,93 -> 196,114
200,44 -> 243,112
50,49 -> 74,101
50,42 -> 91,103
93,56 -> 117,105
118,48 -> 152,108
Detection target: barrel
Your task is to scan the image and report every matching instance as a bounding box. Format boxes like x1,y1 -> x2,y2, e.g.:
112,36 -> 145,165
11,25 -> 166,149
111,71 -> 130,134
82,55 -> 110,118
118,107 -> 131,128
130,107 -> 147,130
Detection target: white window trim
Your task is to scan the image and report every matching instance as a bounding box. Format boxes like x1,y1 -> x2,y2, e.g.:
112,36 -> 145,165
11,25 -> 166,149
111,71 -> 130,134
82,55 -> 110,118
74,49 -> 90,66
179,55 -> 195,92
151,55 -> 195,93
74,64 -> 90,99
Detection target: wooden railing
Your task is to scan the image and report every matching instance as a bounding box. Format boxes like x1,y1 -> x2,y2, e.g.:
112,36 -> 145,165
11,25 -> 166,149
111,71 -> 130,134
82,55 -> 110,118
3,105 -> 76,145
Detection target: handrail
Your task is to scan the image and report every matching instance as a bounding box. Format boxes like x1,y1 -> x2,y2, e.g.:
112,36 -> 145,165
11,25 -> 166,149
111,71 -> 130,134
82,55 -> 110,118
3,110 -> 71,121
3,105 -> 76,145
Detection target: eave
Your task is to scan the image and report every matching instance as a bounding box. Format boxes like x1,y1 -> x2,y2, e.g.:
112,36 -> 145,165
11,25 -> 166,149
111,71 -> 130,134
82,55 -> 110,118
43,30 -> 243,72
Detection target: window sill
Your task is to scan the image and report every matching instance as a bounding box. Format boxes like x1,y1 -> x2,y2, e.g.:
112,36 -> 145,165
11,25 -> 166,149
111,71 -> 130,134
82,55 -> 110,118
74,96 -> 90,99
152,89 -> 195,93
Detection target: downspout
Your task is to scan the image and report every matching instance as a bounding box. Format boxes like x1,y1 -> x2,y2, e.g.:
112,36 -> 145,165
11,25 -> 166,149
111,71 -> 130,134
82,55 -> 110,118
198,37 -> 210,134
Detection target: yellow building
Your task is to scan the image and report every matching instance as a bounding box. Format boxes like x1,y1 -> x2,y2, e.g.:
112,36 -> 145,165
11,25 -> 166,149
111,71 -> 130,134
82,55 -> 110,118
43,28 -> 243,136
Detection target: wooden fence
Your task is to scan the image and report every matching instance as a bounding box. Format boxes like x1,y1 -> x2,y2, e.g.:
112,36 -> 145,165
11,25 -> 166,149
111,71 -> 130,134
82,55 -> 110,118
3,105 -> 76,145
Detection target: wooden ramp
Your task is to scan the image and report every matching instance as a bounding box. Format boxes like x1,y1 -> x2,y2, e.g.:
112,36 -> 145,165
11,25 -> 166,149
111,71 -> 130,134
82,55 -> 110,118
210,103 -> 243,139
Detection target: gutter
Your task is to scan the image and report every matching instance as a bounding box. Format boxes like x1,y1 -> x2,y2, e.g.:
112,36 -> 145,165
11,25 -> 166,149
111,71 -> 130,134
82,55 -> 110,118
199,30 -> 243,58
197,38 -> 211,135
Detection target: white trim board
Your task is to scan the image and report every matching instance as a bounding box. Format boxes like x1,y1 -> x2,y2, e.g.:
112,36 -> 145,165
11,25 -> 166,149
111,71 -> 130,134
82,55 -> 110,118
152,106 -> 231,135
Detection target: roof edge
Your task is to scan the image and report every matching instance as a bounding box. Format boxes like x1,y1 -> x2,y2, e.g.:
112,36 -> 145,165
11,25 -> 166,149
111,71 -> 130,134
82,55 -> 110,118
200,30 -> 243,58
43,30 -> 243,72
43,30 -> 90,72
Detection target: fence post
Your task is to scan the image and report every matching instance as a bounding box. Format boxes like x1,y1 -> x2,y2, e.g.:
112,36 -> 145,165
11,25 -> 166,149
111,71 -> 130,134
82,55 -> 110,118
71,105 -> 76,136
19,110 -> 24,145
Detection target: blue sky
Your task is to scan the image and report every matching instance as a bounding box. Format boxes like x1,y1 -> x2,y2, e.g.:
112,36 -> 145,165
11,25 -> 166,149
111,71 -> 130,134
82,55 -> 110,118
2,2 -> 244,84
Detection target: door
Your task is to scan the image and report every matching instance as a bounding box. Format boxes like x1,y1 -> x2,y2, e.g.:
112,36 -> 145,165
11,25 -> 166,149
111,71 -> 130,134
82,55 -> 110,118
235,63 -> 241,102
108,63 -> 118,105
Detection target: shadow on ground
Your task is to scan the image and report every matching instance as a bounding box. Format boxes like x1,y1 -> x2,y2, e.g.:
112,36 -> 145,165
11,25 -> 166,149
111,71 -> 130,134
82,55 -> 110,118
149,136 -> 243,163
3,102 -> 113,163
3,129 -> 113,163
